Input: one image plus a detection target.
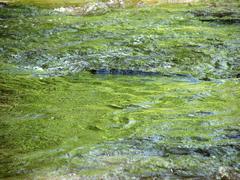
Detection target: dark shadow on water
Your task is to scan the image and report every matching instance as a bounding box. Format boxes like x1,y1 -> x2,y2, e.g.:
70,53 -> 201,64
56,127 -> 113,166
89,69 -> 162,76
89,69 -> 200,83
200,18 -> 240,24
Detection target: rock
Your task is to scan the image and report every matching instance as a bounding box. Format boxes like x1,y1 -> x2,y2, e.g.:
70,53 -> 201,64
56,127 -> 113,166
106,0 -> 125,8
53,0 -> 126,16
81,2 -> 108,15
53,7 -> 75,13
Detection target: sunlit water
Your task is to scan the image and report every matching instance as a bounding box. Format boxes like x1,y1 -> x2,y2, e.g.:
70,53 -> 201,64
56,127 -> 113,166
0,1 -> 240,179
1,73 -> 240,179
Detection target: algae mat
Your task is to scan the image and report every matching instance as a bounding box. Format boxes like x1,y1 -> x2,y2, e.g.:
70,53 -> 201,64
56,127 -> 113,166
0,1 -> 240,179
1,2 -> 240,79
1,72 -> 240,178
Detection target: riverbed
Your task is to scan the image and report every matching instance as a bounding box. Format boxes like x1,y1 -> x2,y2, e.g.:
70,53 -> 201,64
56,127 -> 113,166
0,1 -> 240,179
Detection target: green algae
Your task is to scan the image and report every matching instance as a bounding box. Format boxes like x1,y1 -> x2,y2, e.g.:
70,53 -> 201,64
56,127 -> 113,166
1,69 -> 240,178
1,1 -> 240,79
1,0 -> 240,179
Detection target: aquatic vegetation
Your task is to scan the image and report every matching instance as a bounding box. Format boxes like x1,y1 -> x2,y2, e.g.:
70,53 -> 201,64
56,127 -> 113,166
1,68 -> 240,178
0,0 -> 240,179
1,1 -> 240,79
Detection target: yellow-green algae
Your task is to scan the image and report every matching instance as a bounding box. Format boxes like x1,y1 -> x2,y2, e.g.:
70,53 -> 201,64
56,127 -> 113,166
1,1 -> 240,79
1,66 -> 240,178
0,0 -> 240,179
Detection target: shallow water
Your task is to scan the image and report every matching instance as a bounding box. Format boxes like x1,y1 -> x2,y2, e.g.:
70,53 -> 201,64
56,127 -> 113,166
0,1 -> 240,179
1,72 -> 240,178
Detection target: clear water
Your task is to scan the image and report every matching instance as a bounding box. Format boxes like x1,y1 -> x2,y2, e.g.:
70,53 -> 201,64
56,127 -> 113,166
1,72 -> 239,178
0,1 -> 240,179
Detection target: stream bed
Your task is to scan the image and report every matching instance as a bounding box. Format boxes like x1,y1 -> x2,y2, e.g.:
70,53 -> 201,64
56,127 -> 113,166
0,0 -> 240,179
1,71 -> 240,179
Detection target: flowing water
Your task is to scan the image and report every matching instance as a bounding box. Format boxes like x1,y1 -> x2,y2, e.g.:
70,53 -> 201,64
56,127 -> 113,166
0,1 -> 240,179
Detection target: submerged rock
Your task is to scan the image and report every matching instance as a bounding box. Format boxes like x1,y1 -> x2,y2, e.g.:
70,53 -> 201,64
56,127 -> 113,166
66,136 -> 240,179
54,0 -> 125,16
2,2 -> 240,79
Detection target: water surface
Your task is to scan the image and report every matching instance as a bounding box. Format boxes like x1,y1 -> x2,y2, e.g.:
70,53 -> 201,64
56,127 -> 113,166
0,1 -> 240,179
1,71 -> 240,178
